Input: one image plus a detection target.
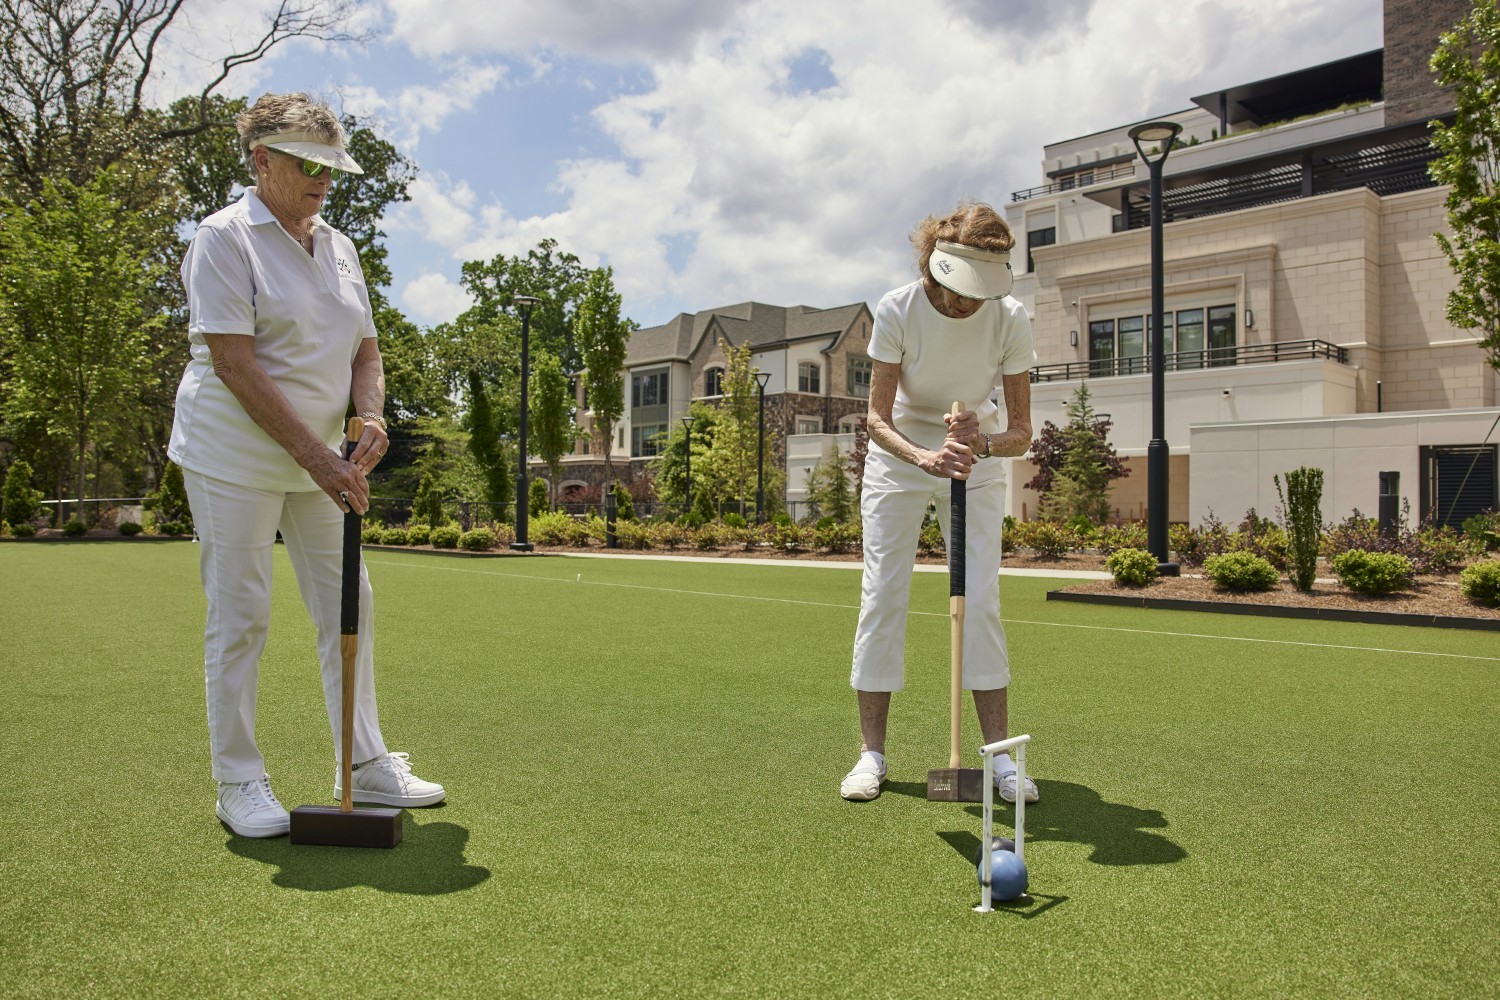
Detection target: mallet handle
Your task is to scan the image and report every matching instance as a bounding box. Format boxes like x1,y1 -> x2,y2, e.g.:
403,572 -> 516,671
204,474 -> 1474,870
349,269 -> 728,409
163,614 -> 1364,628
949,401 -> 967,770
339,416 -> 364,814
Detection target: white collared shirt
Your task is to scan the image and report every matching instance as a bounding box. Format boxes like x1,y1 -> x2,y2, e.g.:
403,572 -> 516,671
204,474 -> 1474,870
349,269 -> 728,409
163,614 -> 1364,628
168,189 -> 377,491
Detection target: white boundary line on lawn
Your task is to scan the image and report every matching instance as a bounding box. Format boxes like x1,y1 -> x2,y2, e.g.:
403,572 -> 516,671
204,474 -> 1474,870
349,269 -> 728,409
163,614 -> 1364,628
365,556 -> 1500,663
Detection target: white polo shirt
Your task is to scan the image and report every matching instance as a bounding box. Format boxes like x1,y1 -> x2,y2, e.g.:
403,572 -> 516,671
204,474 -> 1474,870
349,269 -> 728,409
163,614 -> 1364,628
168,189 -> 378,492
866,279 -> 1036,490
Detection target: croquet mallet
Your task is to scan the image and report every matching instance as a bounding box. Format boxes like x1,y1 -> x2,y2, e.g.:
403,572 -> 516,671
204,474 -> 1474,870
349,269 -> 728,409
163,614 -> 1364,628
927,401 -> 984,802
289,416 -> 404,848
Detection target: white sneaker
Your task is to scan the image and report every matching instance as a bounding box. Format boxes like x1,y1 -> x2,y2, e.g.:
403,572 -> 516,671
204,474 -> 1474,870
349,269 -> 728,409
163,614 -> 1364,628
335,752 -> 446,807
840,752 -> 887,801
996,768 -> 1040,804
216,774 -> 290,837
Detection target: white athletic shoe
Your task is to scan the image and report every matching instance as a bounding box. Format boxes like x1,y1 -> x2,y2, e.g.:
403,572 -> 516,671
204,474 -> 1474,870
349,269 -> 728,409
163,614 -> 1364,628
216,774 -> 291,838
995,768 -> 1040,804
840,753 -> 887,801
335,752 -> 446,807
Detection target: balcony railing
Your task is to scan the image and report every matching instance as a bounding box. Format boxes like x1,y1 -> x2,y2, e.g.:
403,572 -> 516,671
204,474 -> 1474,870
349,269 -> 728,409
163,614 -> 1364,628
1010,164 -> 1137,202
1029,338 -> 1349,383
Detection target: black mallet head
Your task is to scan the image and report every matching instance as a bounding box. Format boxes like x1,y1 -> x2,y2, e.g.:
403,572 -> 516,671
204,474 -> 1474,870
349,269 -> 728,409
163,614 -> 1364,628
926,766 -> 985,802
289,804 -> 403,848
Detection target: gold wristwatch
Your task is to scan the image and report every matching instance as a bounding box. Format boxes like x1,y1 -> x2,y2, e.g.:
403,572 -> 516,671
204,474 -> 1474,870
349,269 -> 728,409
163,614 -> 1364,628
358,412 -> 388,432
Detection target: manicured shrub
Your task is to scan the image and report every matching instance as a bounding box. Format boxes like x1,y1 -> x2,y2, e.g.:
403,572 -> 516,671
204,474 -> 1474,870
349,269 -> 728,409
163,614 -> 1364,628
1001,515 -> 1018,556
917,515 -> 945,556
406,524 -> 431,546
381,527 -> 410,546
1332,550 -> 1414,596
722,511 -> 747,529
770,520 -> 809,552
13,523 -> 37,537
1065,514 -> 1097,544
1096,521 -> 1148,556
1172,511 -> 1232,567
1234,509 -> 1290,571
2,460 -> 44,526
1416,524 -> 1474,574
1105,547 -> 1158,587
1461,510 -> 1500,552
150,462 -> 194,531
693,521 -> 731,550
565,516 -> 599,548
529,477 -> 550,516
1204,551 -> 1281,593
431,525 -> 461,549
491,523 -> 516,547
158,521 -> 188,536
1459,559 -> 1500,608
615,520 -> 653,550
1015,519 -> 1073,559
459,528 -> 495,551
1275,467 -> 1324,590
119,522 -> 143,536
62,519 -> 87,537
362,524 -> 385,544
611,482 -> 635,521
530,510 -> 575,546
814,520 -> 859,554
0,519 -> 9,537
652,521 -> 690,550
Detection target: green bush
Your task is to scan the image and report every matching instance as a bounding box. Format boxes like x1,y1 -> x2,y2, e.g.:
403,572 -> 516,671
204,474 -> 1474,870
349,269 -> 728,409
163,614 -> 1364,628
119,521 -> 143,536
431,525 -> 461,549
381,527 -> 410,546
491,523 -> 516,548
814,520 -> 860,554
1105,547 -> 1158,587
1331,550 -> 1414,596
722,511 -> 747,529
406,523 -> 431,546
1065,514 -> 1097,542
459,528 -> 495,551
2,460 -> 44,526
62,519 -> 87,537
615,520 -> 654,550
1001,515 -> 1017,556
611,482 -> 635,521
652,521 -> 690,550
0,519 -> 9,537
150,462 -> 194,530
529,477 -> 550,516
1015,519 -> 1073,559
694,521 -> 731,550
13,523 -> 37,537
1459,559 -> 1500,608
770,520 -> 809,552
530,510 -> 575,546
565,516 -> 599,548
1461,510 -> 1500,552
1275,467 -> 1324,590
1097,521 -> 1148,556
1204,551 -> 1281,593
158,521 -> 188,536
362,524 -> 384,544
412,473 -> 444,530
1417,524 -> 1475,573
918,514 -> 945,556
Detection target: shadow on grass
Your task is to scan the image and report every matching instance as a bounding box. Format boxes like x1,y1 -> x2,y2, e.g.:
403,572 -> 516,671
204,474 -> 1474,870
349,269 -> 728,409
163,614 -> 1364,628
929,779 -> 1187,868
227,811 -> 490,895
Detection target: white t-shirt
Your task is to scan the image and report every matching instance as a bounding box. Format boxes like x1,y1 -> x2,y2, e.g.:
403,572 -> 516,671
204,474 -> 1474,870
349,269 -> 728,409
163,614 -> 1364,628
168,190 -> 378,491
866,280 -> 1036,489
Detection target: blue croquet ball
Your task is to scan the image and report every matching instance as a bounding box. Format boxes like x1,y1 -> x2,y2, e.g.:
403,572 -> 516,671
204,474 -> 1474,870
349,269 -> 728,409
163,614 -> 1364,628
977,849 -> 1028,901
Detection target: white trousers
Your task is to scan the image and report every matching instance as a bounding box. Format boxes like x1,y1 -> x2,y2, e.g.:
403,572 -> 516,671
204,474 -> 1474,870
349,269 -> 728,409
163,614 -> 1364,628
851,464 -> 1010,693
185,470 -> 387,783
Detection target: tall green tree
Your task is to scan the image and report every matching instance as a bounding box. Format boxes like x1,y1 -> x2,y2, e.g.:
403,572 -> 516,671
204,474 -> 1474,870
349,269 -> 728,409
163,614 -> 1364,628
528,349 -> 577,502
459,238 -> 589,370
697,340 -> 763,517
1030,381 -> 1128,522
574,267 -> 634,484
464,372 -> 513,515
807,441 -> 855,523
652,404 -> 715,512
0,172 -> 166,518
1430,0 -> 1500,371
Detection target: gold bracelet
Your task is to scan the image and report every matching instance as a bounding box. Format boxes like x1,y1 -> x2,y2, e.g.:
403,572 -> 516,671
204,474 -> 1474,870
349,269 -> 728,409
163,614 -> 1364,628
358,412 -> 388,432
979,433 -> 992,459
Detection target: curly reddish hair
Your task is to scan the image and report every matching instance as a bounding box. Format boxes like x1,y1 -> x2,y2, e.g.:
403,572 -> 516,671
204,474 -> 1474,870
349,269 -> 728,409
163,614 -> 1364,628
911,199 -> 1015,283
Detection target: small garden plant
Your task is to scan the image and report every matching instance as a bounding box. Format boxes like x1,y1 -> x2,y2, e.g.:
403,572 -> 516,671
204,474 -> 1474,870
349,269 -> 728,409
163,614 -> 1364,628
1204,551 -> 1281,593
1105,547 -> 1157,587
1331,550 -> 1415,596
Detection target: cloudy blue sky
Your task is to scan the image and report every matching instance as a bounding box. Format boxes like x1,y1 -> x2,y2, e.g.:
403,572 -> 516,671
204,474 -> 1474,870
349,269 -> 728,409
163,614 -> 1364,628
158,0 -> 1383,330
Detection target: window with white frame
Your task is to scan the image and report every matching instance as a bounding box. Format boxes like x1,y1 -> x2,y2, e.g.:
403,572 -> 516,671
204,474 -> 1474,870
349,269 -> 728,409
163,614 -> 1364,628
847,357 -> 872,398
798,361 -> 821,394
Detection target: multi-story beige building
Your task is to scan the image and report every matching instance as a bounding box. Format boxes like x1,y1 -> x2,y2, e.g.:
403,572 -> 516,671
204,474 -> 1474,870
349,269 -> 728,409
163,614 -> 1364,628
1003,0 -> 1497,528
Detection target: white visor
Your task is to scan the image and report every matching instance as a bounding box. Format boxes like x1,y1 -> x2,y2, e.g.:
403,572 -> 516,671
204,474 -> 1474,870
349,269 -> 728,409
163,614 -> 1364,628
929,240 -> 1014,300
252,130 -> 364,175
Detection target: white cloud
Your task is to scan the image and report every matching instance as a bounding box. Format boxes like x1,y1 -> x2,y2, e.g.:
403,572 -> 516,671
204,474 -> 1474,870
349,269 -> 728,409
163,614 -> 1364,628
340,62 -> 507,148
400,272 -> 474,325
372,0 -> 1383,327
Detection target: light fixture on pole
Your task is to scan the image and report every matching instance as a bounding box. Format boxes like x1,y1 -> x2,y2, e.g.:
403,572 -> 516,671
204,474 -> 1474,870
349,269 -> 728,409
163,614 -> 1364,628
755,371 -> 772,524
510,295 -> 543,552
1128,120 -> 1182,576
681,415 -> 694,516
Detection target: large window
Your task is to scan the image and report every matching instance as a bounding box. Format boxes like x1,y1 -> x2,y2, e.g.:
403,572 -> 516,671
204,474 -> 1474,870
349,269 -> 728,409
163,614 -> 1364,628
1207,306 -> 1237,367
631,370 -> 667,407
632,424 -> 667,457
1089,319 -> 1115,377
1176,309 -> 1206,369
1027,227 -> 1056,273
847,357 -> 872,398
704,367 -> 724,397
798,361 -> 821,394
1118,316 -> 1145,374
1087,303 -> 1236,375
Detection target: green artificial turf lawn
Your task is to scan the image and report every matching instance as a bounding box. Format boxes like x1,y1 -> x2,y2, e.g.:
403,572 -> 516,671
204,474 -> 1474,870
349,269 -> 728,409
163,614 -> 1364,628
1,542 -> 1497,997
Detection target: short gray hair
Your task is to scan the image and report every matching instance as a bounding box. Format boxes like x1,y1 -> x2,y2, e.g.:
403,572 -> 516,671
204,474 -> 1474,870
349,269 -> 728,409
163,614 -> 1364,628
236,93 -> 345,178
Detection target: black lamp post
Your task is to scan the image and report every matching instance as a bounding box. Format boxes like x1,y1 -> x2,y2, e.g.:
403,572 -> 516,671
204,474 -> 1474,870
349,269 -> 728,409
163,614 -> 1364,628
510,295 -> 543,552
755,371 -> 771,523
1128,120 -> 1183,577
681,415 -> 694,516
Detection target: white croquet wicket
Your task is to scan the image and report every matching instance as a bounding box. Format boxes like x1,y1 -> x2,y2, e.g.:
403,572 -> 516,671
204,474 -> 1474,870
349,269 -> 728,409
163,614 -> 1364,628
975,734 -> 1030,913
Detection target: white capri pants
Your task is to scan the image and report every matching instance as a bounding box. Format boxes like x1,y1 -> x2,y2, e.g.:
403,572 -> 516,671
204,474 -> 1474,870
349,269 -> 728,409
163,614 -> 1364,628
185,470 -> 388,783
851,460 -> 1010,693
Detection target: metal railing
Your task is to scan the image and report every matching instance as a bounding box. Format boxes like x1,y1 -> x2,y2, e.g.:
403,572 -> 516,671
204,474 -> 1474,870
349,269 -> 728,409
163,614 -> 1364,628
1030,338 -> 1349,383
1011,164 -> 1137,202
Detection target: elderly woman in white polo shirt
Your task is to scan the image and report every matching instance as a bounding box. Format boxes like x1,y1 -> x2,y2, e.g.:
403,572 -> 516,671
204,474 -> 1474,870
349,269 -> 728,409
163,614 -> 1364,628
840,200 -> 1038,804
168,92 -> 444,838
